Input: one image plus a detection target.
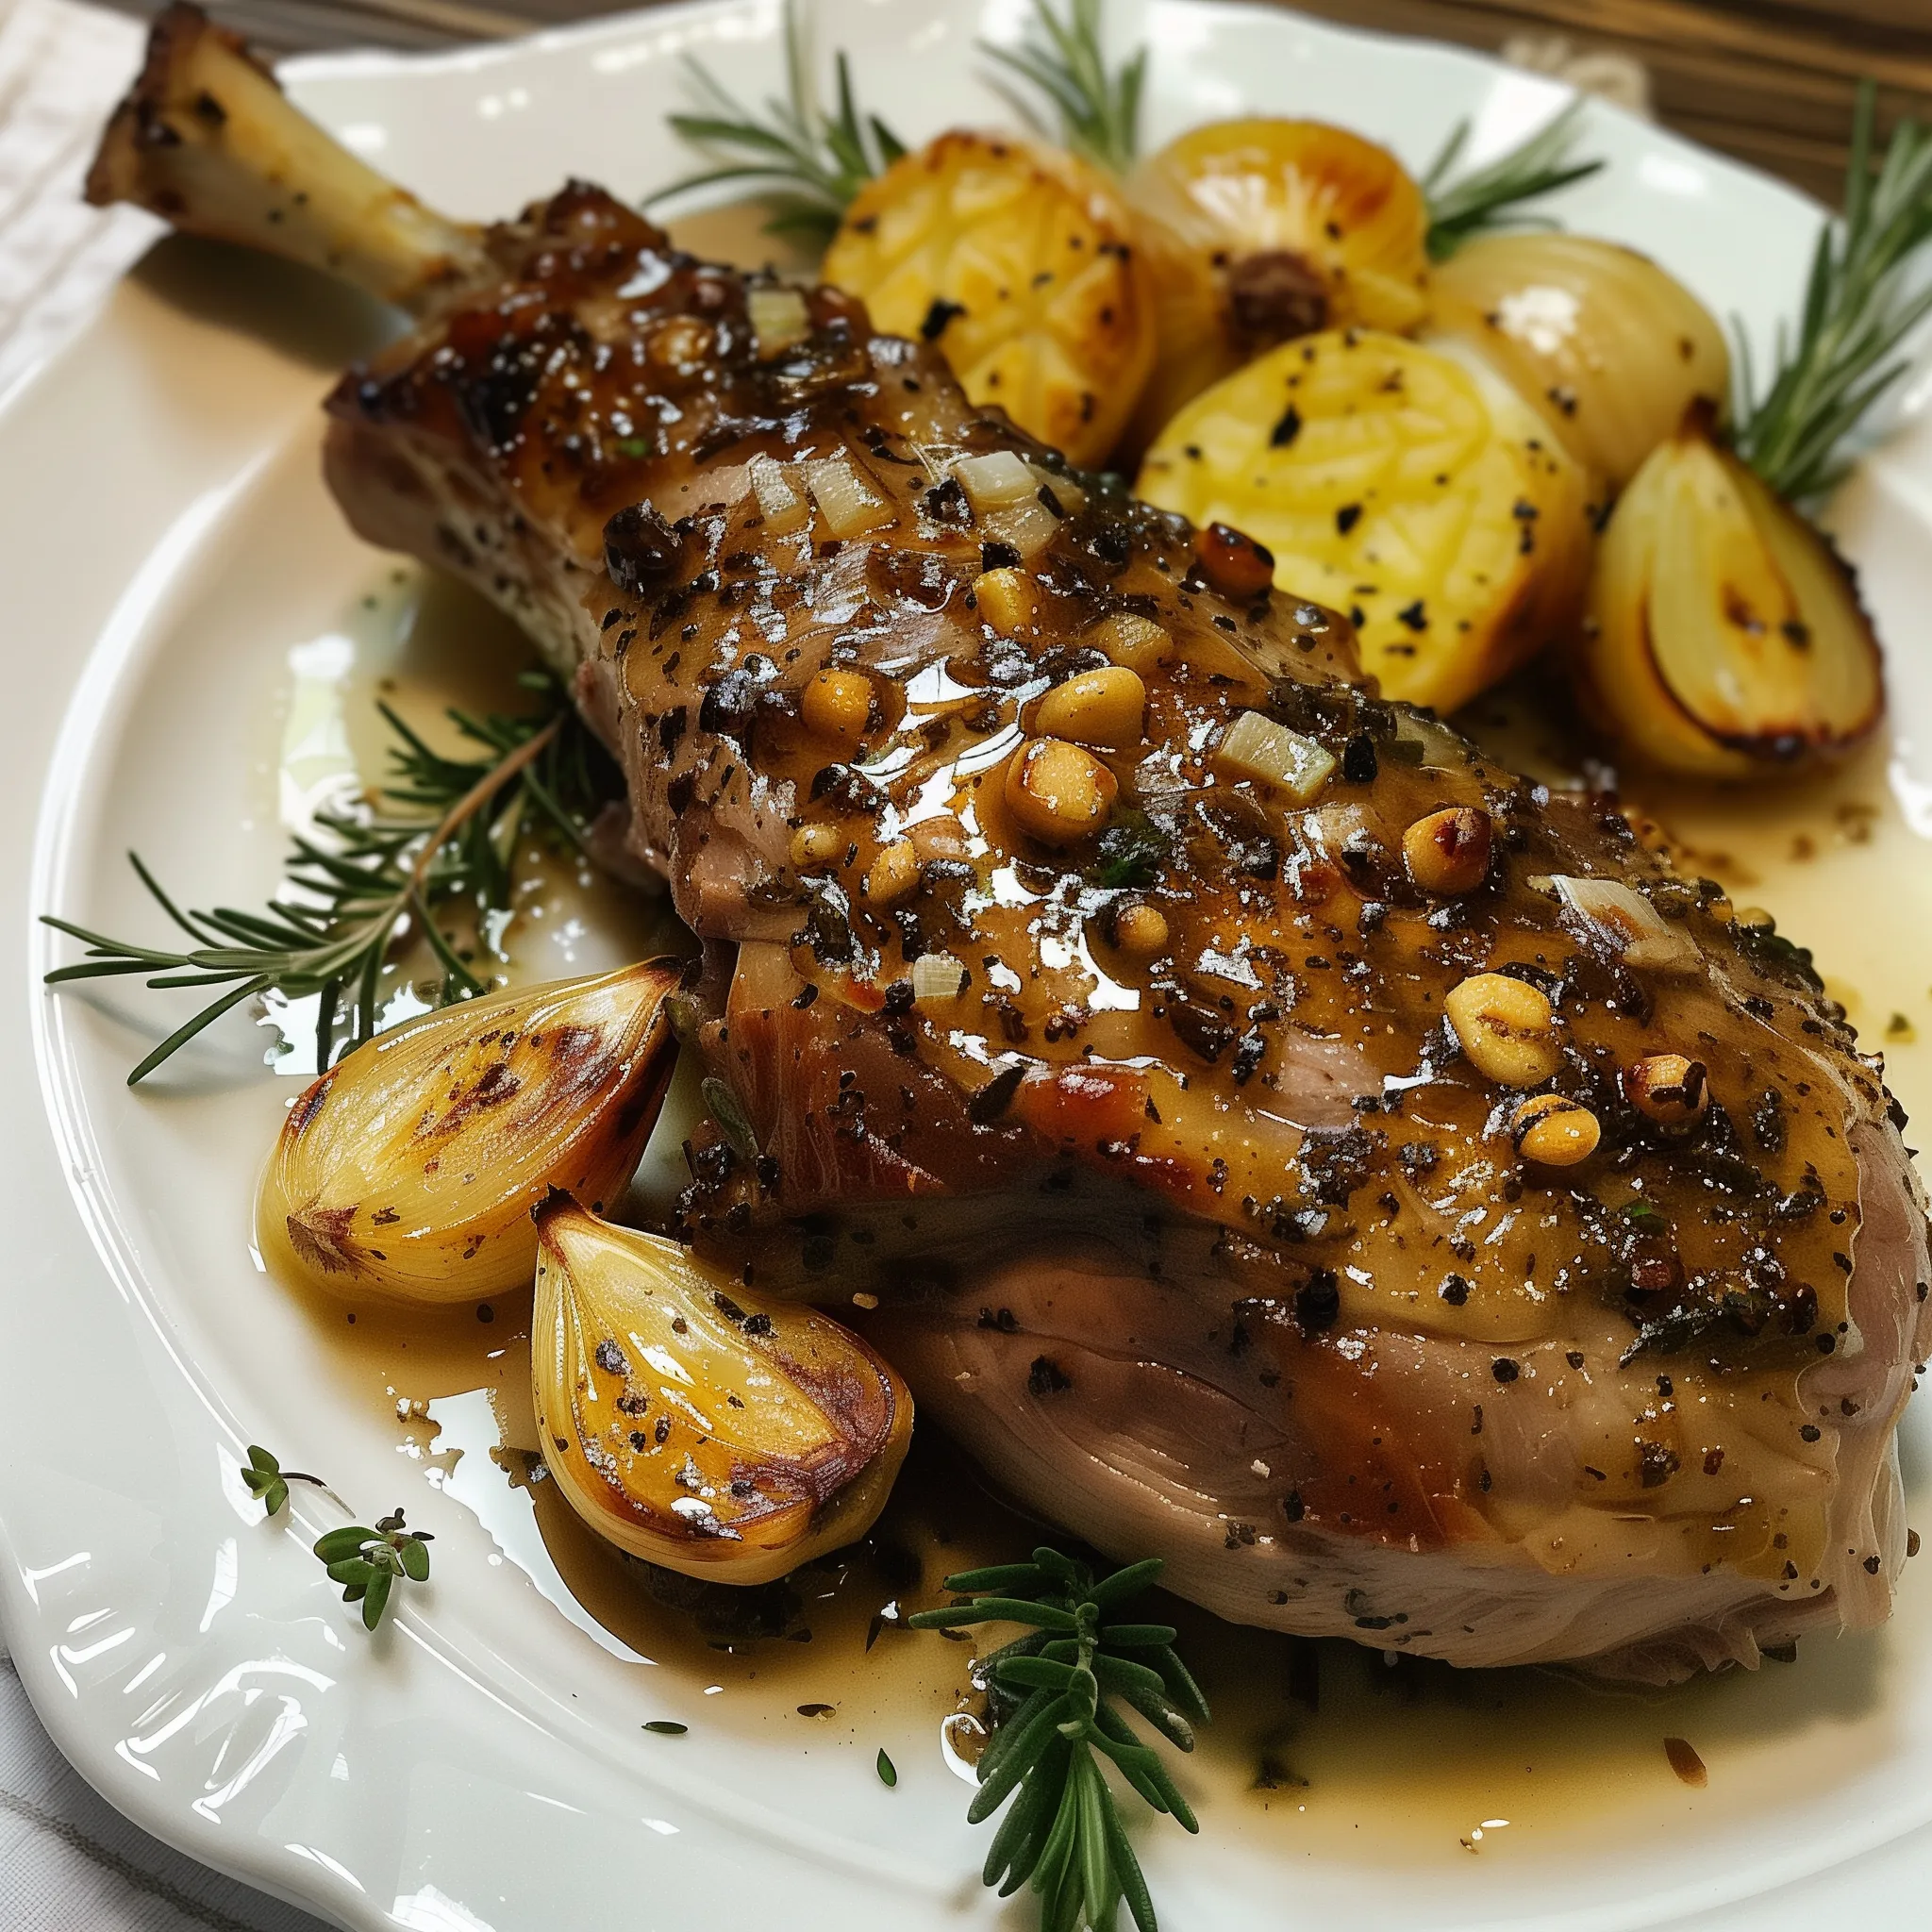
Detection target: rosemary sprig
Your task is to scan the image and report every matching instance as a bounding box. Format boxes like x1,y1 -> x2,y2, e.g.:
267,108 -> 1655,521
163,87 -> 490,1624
982,0 -> 1145,175
651,0 -> 905,243
1733,81 -> 1932,504
42,671 -> 620,1084
1422,97 -> 1604,259
909,1547 -> 1208,1932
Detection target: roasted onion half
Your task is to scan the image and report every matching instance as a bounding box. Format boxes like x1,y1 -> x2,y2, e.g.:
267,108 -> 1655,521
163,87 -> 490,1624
1578,414 -> 1884,777
258,961 -> 681,1301
532,1198 -> 912,1583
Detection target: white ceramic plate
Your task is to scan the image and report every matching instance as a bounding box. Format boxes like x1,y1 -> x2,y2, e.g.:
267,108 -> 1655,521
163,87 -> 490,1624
6,3 -> 1932,1928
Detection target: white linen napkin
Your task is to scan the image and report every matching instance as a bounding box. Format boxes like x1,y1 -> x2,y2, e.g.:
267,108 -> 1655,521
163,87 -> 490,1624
0,0 -> 159,405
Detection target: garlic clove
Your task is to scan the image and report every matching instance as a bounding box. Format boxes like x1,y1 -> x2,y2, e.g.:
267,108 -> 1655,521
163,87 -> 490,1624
531,1197 -> 911,1583
1578,419 -> 1884,778
258,961 -> 682,1303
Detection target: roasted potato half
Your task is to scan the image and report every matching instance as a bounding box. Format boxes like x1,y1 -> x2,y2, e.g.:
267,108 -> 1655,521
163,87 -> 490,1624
258,962 -> 681,1302
1125,118 -> 1431,454
822,128 -> 1155,466
1579,416 -> 1884,778
532,1197 -> 912,1583
1428,232 -> 1730,494
1138,328 -> 1592,711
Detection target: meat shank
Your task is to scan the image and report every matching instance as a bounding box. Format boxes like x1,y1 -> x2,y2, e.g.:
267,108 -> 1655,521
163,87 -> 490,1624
91,6 -> 1932,1679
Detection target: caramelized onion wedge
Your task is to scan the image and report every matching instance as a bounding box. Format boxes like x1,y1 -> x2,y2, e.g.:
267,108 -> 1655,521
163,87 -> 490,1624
1579,421 -> 1885,778
258,962 -> 682,1302
531,1199 -> 912,1583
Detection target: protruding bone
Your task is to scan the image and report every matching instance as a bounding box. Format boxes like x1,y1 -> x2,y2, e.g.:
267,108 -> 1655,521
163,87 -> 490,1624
86,3 -> 489,312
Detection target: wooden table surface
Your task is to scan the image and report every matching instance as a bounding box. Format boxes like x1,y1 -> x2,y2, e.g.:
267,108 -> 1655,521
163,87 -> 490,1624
95,0 -> 1932,204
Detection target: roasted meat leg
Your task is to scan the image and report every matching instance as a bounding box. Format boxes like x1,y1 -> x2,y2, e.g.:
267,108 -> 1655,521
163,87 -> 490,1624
92,7 -> 1932,1679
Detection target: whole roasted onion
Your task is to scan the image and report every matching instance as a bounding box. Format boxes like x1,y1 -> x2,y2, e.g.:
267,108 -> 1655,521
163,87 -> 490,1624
1427,232 -> 1730,493
1124,117 -> 1431,453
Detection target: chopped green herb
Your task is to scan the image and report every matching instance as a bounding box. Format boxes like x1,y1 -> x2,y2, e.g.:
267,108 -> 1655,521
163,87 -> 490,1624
702,1075 -> 760,1163
1422,98 -> 1604,259
651,0 -> 904,244
643,1721 -> 690,1736
1090,809 -> 1169,891
42,671 -> 621,1083
981,0 -> 1145,175
876,1747 -> 898,1787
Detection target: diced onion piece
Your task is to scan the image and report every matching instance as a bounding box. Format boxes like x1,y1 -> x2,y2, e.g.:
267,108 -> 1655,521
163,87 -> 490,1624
803,455 -> 893,538
1030,463 -> 1085,516
747,284 -> 811,359
1213,709 -> 1336,801
911,951 -> 968,1003
749,453 -> 808,535
1551,875 -> 1701,974
955,450 -> 1038,511
982,496 -> 1062,558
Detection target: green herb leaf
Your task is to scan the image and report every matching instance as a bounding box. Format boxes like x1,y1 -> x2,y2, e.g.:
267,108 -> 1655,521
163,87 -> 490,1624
643,1720 -> 690,1736
1422,97 -> 1604,259
701,1075 -> 761,1163
1735,81 -> 1932,503
980,0 -> 1145,175
876,1747 -> 898,1787
310,1509 -> 432,1632
911,1545 -> 1206,1932
1090,811 -> 1168,891
42,670 -> 623,1083
240,1444 -> 324,1518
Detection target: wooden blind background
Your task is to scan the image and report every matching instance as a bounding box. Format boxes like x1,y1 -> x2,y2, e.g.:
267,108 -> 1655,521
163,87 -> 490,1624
100,0 -> 1932,202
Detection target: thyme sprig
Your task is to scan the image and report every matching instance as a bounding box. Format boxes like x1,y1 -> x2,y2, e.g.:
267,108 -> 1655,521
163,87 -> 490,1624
42,671 -> 619,1084
982,0 -> 1145,175
1734,81 -> 1932,504
315,1512 -> 434,1632
1422,97 -> 1604,259
651,0 -> 905,243
909,1547 -> 1208,1932
240,1448 -> 430,1632
240,1443 -> 324,1517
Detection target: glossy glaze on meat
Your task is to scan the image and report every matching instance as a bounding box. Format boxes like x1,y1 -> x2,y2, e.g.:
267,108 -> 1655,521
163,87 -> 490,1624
92,9 -> 1932,1677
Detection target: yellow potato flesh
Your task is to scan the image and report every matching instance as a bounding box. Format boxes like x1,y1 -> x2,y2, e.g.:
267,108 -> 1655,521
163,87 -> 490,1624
1138,328 -> 1591,711
823,129 -> 1155,467
532,1200 -> 912,1583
